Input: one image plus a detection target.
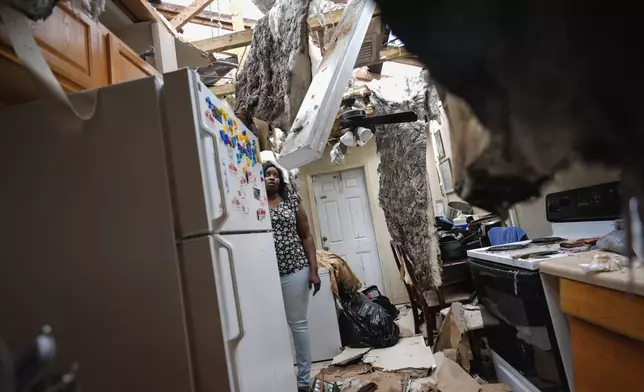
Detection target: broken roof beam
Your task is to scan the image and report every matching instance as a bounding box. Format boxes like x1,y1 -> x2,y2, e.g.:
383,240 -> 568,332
279,0 -> 377,169
209,83 -> 236,96
377,46 -> 424,68
191,29 -> 253,53
155,3 -> 256,30
170,0 -> 215,30
307,7 -> 381,31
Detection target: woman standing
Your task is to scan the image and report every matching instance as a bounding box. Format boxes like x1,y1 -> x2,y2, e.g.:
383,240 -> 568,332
263,161 -> 321,392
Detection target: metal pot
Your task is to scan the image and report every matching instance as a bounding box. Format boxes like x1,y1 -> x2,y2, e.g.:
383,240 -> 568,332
446,201 -> 474,220
439,235 -> 466,261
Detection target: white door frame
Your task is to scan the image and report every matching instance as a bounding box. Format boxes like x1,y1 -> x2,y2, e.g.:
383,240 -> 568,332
305,164 -> 388,295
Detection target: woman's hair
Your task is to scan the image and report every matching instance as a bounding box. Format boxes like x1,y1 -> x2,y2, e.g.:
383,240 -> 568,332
263,161 -> 288,199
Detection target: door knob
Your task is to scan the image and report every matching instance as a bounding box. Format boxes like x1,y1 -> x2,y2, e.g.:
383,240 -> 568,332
323,246 -> 329,251
322,236 -> 328,242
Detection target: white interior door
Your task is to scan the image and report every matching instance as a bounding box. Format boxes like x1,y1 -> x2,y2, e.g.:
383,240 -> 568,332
312,168 -> 385,293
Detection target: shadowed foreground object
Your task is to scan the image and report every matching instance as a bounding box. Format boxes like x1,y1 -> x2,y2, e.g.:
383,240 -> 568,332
373,0 -> 643,219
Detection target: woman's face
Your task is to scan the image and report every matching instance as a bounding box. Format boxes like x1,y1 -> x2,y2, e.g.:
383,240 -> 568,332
265,167 -> 281,194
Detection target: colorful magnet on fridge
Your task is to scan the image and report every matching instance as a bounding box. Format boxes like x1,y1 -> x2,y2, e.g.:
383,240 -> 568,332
231,197 -> 241,211
256,208 -> 267,221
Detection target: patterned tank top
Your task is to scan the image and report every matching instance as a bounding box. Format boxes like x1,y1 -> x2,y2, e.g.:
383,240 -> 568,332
269,192 -> 309,276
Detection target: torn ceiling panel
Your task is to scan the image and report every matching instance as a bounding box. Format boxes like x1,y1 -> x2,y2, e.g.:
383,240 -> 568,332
234,0 -> 312,131
278,0 -> 376,169
368,72 -> 442,290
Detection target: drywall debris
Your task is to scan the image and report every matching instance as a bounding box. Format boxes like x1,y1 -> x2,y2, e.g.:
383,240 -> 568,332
396,308 -> 416,338
362,336 -> 436,373
235,0 -> 312,132
332,347 -> 371,366
435,358 -> 480,392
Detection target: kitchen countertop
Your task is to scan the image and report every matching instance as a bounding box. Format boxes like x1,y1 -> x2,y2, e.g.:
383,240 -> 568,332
539,250 -> 644,297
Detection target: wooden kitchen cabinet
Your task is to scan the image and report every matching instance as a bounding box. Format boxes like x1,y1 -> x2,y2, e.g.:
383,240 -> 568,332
107,33 -> 159,84
0,2 -> 159,107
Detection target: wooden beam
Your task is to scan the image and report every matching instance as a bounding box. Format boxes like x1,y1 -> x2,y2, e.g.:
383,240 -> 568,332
377,46 -> 424,67
191,29 -> 253,53
308,8 -> 381,31
229,0 -> 249,69
154,3 -> 256,30
209,83 -> 236,96
170,0 -> 215,30
114,0 -> 158,22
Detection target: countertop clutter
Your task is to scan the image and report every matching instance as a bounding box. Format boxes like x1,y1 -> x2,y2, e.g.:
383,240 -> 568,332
540,250 -> 644,296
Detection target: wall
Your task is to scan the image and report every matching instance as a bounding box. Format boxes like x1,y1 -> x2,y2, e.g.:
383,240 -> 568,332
427,104 -> 488,217
298,141 -> 409,304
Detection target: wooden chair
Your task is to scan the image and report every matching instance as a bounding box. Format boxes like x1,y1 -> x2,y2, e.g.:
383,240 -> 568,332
390,241 -> 475,338
390,241 -> 437,337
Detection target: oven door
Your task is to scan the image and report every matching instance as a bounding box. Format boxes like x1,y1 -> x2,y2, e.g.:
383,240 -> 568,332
469,258 -> 569,392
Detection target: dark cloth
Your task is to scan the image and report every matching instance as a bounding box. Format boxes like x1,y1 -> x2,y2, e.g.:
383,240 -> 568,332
270,192 -> 308,276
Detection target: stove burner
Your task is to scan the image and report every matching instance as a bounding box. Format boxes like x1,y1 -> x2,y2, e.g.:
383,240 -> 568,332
487,244 -> 529,252
531,237 -> 566,245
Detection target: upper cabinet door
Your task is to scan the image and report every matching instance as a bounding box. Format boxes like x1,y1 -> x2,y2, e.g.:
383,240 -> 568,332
0,2 -> 109,91
108,34 -> 160,84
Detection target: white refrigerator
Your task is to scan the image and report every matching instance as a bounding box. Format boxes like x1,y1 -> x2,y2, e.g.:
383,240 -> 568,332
0,69 -> 298,392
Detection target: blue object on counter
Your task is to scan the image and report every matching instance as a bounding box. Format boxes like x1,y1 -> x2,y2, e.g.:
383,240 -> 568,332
488,227 -> 528,246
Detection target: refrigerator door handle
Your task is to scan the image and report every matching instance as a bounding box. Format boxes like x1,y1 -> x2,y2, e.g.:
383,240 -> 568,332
208,132 -> 229,231
213,234 -> 244,343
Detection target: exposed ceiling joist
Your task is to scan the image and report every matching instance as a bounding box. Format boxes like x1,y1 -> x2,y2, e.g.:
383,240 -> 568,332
202,45 -> 421,97
209,83 -> 236,96
154,3 -> 256,30
378,47 -> 424,68
170,0 -> 215,29
308,8 -> 381,31
191,29 -> 253,53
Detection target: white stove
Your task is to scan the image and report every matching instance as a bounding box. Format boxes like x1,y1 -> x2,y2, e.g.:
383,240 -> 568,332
467,219 -> 617,270
467,240 -> 569,270
468,182 -> 621,392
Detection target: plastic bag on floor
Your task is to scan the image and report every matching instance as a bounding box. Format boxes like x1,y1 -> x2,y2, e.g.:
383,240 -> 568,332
340,293 -> 399,348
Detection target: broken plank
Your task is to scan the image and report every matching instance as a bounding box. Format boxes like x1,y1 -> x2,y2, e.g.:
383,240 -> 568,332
377,46 -> 424,68
155,3 -> 256,30
191,29 -> 253,53
308,8 -> 381,31
170,0 -> 215,30
209,83 -> 236,96
279,0 -> 376,169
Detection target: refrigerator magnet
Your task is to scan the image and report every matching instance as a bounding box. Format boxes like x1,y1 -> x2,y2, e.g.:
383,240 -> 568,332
238,187 -> 247,199
253,186 -> 261,201
257,208 -> 267,221
228,162 -> 239,177
232,197 -> 241,210
242,206 -> 250,216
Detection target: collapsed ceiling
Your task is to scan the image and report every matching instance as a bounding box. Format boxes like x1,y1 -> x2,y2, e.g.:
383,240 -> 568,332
234,0 -> 312,131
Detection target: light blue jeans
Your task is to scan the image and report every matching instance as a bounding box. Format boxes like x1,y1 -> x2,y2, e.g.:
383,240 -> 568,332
280,267 -> 311,388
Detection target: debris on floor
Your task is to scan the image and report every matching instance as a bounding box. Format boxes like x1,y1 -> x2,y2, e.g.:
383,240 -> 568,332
332,347 -> 371,366
362,336 -> 436,375
313,302 -> 508,391
395,306 -> 416,338
435,357 -> 480,392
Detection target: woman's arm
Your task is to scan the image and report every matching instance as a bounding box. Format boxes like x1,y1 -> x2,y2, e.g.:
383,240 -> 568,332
296,205 -> 321,295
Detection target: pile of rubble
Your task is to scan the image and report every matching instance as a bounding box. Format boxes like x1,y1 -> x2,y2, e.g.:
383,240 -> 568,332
312,303 -> 508,392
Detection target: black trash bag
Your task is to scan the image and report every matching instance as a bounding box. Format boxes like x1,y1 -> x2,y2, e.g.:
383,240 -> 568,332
372,295 -> 399,319
339,293 -> 399,348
